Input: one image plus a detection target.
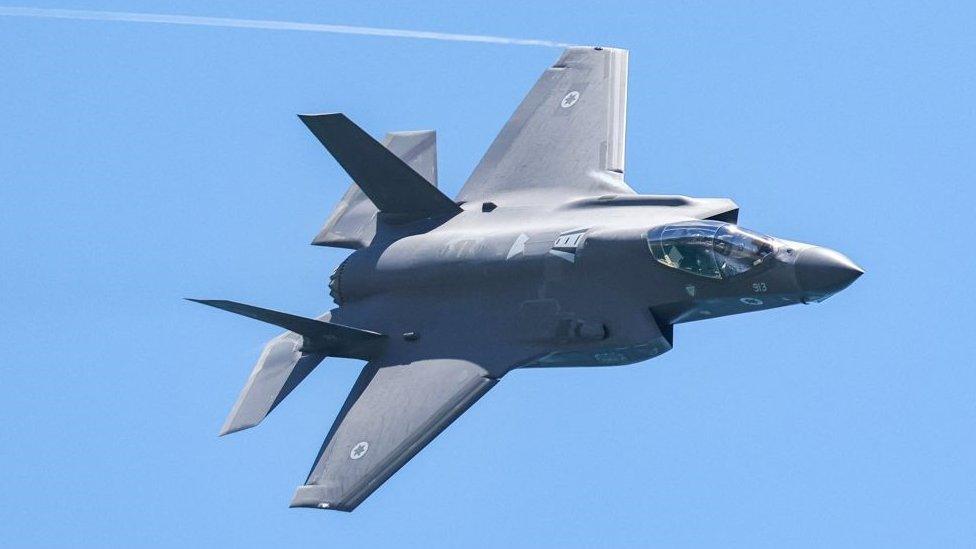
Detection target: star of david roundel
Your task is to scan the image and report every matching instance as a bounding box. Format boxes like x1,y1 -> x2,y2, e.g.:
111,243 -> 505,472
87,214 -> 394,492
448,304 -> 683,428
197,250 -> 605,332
350,441 -> 369,460
561,91 -> 580,108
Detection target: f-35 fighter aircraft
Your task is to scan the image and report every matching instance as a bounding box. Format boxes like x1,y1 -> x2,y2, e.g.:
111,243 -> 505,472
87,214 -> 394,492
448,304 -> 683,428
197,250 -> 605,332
191,46 -> 862,511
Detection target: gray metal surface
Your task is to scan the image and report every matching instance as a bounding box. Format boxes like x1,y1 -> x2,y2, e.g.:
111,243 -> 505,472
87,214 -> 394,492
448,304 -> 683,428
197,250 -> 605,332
458,47 -> 632,205
313,130 -> 438,248
191,45 -> 863,511
300,114 -> 458,218
218,331 -> 325,436
292,358 -> 496,511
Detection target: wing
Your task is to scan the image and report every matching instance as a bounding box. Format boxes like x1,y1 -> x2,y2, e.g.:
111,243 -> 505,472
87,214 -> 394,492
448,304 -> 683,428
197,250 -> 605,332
456,46 -> 634,205
290,357 -> 497,511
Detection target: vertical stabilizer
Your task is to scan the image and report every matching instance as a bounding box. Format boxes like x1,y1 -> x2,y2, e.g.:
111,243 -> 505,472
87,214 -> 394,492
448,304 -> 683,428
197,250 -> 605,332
300,113 -> 459,249
312,129 -> 439,248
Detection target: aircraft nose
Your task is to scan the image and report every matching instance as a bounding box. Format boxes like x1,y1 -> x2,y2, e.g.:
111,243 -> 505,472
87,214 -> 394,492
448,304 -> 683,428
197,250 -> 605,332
794,246 -> 863,299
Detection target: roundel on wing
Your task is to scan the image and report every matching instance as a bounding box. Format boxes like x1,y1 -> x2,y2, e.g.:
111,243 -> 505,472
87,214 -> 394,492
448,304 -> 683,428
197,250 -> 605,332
561,91 -> 580,108
350,441 -> 369,460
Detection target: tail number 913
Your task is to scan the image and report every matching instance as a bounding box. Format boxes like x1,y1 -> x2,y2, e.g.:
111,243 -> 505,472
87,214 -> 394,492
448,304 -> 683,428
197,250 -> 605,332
752,282 -> 768,293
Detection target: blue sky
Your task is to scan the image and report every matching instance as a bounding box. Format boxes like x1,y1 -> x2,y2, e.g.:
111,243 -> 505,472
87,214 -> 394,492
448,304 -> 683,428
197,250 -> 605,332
1,1 -> 974,546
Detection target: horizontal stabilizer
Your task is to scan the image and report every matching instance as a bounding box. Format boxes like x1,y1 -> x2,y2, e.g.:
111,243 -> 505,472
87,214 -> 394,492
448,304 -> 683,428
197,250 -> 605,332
189,299 -> 389,435
299,113 -> 461,220
187,299 -> 385,359
219,330 -> 327,435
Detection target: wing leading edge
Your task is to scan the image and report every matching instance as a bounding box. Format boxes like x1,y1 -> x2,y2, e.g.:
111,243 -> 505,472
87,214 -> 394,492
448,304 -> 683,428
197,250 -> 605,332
457,46 -> 633,205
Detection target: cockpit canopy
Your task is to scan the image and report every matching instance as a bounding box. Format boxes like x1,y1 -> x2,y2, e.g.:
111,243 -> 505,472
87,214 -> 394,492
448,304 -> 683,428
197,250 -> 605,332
647,221 -> 778,279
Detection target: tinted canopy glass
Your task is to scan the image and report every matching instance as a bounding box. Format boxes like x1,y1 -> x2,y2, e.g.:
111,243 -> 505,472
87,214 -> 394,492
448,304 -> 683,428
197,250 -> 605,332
647,221 -> 778,279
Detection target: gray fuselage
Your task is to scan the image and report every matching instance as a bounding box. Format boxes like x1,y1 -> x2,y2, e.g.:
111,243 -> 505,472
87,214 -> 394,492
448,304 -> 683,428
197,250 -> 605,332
328,194 -> 861,374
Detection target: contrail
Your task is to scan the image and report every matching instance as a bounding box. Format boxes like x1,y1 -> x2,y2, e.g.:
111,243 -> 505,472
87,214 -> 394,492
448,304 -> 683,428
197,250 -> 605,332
0,6 -> 574,48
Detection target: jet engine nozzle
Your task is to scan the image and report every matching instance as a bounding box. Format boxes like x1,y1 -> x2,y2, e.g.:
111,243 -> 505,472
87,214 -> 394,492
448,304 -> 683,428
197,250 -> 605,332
793,246 -> 863,300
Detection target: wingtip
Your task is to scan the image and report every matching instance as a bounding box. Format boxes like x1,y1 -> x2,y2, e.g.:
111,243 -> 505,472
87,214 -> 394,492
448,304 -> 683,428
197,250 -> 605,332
289,485 -> 351,511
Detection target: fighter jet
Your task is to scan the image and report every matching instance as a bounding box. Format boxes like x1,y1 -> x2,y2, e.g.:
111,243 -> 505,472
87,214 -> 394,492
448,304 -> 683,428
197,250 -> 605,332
191,46 -> 862,511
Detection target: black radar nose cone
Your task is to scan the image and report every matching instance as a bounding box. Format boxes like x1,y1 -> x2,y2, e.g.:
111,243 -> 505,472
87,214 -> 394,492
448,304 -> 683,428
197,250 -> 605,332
795,246 -> 863,298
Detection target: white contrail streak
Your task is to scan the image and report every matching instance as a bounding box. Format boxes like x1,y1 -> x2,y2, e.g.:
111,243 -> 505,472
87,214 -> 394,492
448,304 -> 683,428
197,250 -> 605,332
0,6 -> 574,48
